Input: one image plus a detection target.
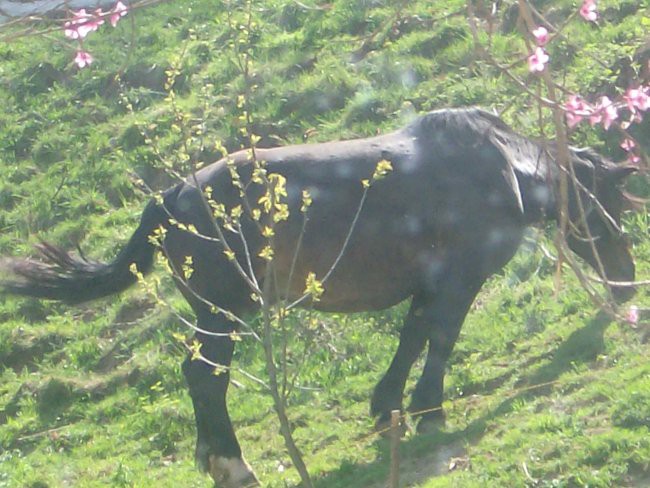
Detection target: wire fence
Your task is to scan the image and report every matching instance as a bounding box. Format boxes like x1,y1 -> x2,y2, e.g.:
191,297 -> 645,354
362,379 -> 561,487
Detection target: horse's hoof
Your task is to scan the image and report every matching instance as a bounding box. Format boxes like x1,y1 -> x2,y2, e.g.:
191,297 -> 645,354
209,455 -> 260,488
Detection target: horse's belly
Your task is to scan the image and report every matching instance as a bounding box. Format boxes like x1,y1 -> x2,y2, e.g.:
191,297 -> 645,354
311,266 -> 415,312
277,234 -> 432,313
290,271 -> 415,313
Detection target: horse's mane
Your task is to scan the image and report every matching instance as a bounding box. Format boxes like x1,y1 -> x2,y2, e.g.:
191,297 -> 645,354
411,108 -> 556,177
407,107 -> 644,218
410,107 -> 616,177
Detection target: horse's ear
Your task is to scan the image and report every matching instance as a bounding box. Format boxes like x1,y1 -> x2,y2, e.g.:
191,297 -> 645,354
604,164 -> 638,183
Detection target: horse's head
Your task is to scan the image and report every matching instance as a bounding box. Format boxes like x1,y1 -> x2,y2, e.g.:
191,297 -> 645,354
566,151 -> 638,303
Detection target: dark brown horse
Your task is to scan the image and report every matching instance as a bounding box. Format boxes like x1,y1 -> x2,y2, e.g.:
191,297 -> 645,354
1,108 -> 637,487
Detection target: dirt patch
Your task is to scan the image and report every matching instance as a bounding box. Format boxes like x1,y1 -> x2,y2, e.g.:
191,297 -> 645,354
84,296 -> 157,373
0,298 -> 155,374
1,366 -> 142,429
0,333 -> 68,372
365,438 -> 468,488
93,318 -> 159,373
402,439 -> 468,486
101,296 -> 156,339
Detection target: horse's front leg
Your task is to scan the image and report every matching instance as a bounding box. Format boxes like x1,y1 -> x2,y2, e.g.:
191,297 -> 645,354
408,272 -> 486,433
182,321 -> 259,488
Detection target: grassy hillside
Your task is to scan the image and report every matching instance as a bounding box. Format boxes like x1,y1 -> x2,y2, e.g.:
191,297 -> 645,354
0,0 -> 648,487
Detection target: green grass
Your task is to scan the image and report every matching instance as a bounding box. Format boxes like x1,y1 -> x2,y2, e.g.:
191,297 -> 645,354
0,0 -> 649,487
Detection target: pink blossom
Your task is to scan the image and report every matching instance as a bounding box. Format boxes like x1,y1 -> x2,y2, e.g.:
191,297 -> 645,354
565,94 -> 592,128
620,138 -> 636,152
589,109 -> 601,126
580,0 -> 598,22
624,87 -> 650,113
64,9 -> 89,39
93,8 -> 106,25
63,23 -> 79,39
64,8 -> 104,39
528,47 -> 549,73
79,10 -> 105,37
110,1 -> 128,27
589,96 -> 618,130
532,26 -> 549,46
626,305 -> 639,325
628,153 -> 641,163
620,138 -> 640,163
74,50 -> 94,68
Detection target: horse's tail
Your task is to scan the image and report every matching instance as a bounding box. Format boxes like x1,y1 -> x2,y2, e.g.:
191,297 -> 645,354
1,189 -> 177,305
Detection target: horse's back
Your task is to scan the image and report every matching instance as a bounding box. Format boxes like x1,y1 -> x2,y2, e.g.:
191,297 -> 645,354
167,111 -> 528,311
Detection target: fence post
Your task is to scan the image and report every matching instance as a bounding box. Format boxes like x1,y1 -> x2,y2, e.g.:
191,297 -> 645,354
389,409 -> 401,488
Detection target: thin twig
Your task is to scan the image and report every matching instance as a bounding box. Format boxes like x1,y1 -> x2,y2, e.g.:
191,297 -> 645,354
287,186 -> 369,311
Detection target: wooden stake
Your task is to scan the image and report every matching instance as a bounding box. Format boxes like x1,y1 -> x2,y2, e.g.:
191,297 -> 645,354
389,409 -> 401,488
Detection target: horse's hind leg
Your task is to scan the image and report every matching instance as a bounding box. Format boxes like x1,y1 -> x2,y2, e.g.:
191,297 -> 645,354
182,311 -> 260,488
163,216 -> 260,486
